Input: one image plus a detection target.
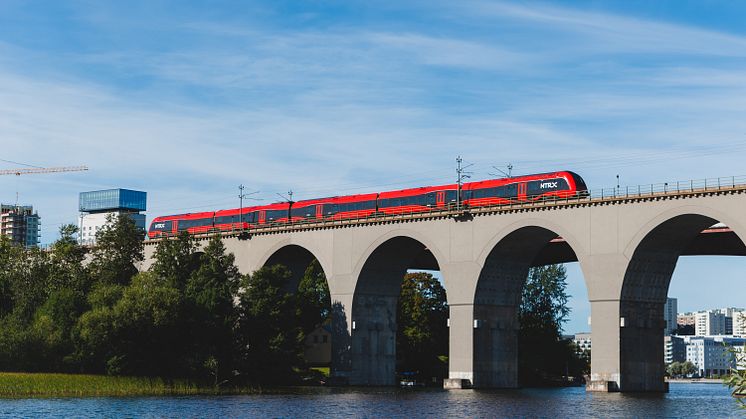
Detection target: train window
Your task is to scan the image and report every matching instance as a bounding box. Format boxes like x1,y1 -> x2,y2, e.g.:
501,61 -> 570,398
291,206 -> 313,218
265,209 -> 287,220
500,184 -> 518,198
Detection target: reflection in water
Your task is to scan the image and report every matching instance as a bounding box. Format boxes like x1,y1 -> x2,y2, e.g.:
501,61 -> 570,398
0,384 -> 738,418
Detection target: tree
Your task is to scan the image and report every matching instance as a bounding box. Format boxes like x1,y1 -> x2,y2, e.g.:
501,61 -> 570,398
518,264 -> 583,385
396,272 -> 449,381
296,259 -> 331,344
235,265 -> 301,383
88,214 -> 144,286
183,235 -> 241,381
726,349 -> 746,409
151,231 -> 200,289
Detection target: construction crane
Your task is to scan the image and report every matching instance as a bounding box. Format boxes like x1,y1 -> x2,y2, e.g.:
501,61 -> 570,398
0,166 -> 88,176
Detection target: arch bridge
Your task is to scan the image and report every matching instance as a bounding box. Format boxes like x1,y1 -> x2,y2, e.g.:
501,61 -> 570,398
142,179 -> 746,392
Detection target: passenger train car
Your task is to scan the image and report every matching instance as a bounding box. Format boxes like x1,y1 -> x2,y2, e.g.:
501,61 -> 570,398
148,171 -> 587,238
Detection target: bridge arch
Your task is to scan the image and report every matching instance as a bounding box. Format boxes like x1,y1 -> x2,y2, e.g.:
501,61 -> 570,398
256,240 -> 333,292
349,231 -> 448,386
618,205 -> 746,391
468,218 -> 590,388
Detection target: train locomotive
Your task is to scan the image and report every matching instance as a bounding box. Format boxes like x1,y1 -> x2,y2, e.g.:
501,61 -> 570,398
148,171 -> 588,238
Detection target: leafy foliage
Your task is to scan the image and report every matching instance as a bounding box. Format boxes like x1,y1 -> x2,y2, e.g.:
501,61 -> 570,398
518,264 -> 587,385
396,272 -> 448,381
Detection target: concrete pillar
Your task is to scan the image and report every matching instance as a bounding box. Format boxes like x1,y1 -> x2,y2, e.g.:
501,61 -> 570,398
619,300 -> 667,392
329,293 -> 353,385
348,294 -> 398,385
444,304 -> 474,388
587,299 -> 621,392
444,303 -> 519,389
587,299 -> 667,392
473,304 -> 519,388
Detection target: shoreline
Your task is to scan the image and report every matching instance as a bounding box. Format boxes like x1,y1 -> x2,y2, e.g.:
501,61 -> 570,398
666,378 -> 724,384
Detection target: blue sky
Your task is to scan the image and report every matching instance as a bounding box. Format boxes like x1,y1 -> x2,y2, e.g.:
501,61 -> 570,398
2,1 -> 746,333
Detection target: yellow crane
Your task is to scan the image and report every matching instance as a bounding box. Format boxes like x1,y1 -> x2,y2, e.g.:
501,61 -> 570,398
0,166 -> 88,176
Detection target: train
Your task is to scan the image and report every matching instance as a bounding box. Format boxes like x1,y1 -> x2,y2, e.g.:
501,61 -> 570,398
148,171 -> 588,238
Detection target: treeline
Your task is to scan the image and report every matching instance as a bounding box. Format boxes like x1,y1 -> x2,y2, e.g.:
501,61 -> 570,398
0,214 -> 584,387
0,216 -> 329,385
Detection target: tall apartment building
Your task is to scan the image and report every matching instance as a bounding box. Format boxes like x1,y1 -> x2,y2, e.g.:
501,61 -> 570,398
734,312 -> 746,336
78,189 -> 146,245
695,310 -> 727,336
664,297 -> 678,335
0,204 -> 40,247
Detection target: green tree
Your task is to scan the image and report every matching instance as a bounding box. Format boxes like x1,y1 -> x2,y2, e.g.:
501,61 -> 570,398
183,236 -> 241,381
518,264 -> 582,385
151,231 -> 200,289
726,349 -> 746,409
235,265 -> 301,384
88,214 -> 144,286
296,259 -> 331,343
396,272 -> 449,381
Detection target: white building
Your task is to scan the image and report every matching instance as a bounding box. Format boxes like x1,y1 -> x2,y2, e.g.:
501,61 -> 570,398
78,189 -> 146,245
664,298 -> 677,335
683,336 -> 746,377
734,312 -> 746,337
573,332 -> 591,353
695,310 -> 727,336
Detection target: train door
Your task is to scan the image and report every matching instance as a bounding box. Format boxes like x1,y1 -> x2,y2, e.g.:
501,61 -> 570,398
258,210 -> 266,224
316,204 -> 323,219
517,182 -> 527,201
436,191 -> 446,208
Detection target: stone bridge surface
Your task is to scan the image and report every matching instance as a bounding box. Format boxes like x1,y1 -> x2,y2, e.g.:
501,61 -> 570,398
142,186 -> 746,392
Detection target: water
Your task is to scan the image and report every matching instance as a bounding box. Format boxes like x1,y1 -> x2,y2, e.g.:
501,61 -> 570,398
0,383 -> 741,418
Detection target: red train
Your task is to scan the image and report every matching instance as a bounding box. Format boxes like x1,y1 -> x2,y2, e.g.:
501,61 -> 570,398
148,171 -> 587,238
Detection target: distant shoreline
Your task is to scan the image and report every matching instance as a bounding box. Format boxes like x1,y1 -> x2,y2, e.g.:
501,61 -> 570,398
666,378 -> 724,384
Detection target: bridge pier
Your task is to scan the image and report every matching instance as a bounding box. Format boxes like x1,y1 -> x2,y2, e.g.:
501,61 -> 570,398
444,303 -> 520,389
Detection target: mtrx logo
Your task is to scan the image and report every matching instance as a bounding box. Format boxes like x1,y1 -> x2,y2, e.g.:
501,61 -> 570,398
540,182 -> 558,189
154,223 -> 166,229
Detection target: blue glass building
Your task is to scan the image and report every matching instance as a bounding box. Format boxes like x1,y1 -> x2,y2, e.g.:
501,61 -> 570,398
78,189 -> 147,245
79,189 -> 147,213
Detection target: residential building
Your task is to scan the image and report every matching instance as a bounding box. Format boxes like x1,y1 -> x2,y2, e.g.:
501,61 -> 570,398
304,323 -> 331,367
718,307 -> 745,335
683,336 -> 746,377
78,189 -> 146,245
677,312 -> 696,327
664,298 -> 677,335
695,310 -> 727,336
573,332 -> 592,353
0,204 -> 40,248
735,312 -> 746,337
664,335 -> 686,364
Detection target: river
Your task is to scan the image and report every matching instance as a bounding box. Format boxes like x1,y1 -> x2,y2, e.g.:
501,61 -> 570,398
0,383 -> 741,418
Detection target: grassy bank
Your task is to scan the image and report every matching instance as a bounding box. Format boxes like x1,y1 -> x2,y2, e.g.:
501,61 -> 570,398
0,372 -> 261,397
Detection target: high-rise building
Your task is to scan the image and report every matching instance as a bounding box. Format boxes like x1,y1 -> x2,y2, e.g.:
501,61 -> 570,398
732,311 -> 746,336
664,297 -> 678,335
695,310 -> 727,336
0,204 -> 40,248
78,189 -> 146,245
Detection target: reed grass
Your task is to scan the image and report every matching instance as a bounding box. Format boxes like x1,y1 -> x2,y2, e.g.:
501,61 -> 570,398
0,372 -> 259,397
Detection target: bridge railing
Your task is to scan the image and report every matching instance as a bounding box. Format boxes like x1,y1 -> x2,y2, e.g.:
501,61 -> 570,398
147,174 -> 746,241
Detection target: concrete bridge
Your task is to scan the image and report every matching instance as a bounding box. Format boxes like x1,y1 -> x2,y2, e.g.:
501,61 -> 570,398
142,180 -> 746,392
